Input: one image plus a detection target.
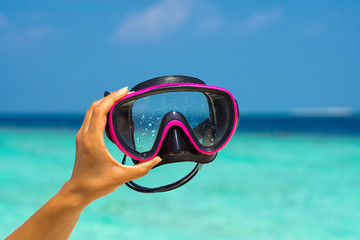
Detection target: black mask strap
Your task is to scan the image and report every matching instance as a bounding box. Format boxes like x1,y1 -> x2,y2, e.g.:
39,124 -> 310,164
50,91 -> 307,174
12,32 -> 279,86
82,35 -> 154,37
122,155 -> 203,193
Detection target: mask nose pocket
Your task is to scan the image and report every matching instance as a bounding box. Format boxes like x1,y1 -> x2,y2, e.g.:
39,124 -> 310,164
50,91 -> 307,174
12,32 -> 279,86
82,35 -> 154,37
157,126 -> 197,166
154,127 -> 217,169
163,126 -> 190,155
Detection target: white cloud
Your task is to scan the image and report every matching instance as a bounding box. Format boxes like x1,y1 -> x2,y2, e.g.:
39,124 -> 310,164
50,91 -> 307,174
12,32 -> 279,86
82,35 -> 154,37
301,22 -> 323,36
193,2 -> 223,33
114,2 -> 284,42
1,26 -> 52,46
239,7 -> 283,33
26,10 -> 50,22
196,14 -> 222,33
0,13 -> 7,28
0,11 -> 53,49
116,0 -> 192,41
23,26 -> 52,39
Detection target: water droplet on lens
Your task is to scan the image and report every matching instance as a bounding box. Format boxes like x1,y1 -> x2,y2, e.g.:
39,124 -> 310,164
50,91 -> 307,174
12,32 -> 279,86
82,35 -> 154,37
148,123 -> 152,127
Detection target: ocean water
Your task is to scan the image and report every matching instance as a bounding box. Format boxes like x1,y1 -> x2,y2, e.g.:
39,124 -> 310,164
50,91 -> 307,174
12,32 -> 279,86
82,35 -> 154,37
0,116 -> 360,239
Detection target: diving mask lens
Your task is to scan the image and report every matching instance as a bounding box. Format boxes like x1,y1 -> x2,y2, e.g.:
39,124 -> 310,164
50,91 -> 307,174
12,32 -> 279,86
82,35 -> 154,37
112,89 -> 233,156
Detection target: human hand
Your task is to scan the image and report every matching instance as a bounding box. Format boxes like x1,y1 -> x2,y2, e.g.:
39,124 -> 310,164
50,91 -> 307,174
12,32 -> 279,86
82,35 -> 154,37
65,87 -> 161,206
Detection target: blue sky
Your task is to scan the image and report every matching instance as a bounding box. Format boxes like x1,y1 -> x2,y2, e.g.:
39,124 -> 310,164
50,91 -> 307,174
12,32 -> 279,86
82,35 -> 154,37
0,0 -> 359,113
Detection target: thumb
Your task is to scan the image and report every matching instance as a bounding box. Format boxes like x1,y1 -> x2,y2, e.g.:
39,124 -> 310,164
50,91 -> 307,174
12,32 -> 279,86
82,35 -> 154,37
121,156 -> 162,182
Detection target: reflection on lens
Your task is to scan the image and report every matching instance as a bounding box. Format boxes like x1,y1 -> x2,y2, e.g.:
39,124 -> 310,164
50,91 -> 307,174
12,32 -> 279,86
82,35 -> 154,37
132,91 -> 210,152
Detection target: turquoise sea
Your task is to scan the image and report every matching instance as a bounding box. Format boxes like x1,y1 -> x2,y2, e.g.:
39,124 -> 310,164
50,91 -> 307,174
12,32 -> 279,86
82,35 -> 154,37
0,116 -> 360,239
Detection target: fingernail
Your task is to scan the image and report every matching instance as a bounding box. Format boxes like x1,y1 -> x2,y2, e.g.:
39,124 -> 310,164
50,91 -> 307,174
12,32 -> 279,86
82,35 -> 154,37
119,86 -> 128,92
150,157 -> 160,165
154,157 -> 162,164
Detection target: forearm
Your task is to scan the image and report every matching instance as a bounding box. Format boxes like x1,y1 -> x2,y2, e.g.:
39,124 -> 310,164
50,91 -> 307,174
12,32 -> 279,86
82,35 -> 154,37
6,88 -> 161,240
6,182 -> 89,240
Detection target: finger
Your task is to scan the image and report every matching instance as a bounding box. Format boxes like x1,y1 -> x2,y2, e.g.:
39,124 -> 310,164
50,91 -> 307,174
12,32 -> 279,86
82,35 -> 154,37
78,99 -> 102,136
121,157 -> 162,182
88,87 -> 128,136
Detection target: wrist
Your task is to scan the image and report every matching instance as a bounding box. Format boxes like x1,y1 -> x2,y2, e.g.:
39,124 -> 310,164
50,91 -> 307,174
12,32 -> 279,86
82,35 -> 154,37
55,181 -> 92,211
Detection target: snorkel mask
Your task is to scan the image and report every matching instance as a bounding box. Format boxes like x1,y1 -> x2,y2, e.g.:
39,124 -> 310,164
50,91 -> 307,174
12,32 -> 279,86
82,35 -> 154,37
105,75 -> 239,193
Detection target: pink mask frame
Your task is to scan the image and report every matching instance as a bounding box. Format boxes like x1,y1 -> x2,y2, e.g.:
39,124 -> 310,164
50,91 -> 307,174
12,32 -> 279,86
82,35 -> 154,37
107,83 -> 239,161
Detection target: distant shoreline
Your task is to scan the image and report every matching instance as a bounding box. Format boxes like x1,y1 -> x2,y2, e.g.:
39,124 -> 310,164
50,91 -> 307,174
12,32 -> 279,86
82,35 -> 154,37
0,113 -> 359,135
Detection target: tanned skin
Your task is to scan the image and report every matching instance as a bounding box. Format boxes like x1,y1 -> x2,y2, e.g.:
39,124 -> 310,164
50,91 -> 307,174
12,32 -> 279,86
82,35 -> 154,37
6,87 -> 162,240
